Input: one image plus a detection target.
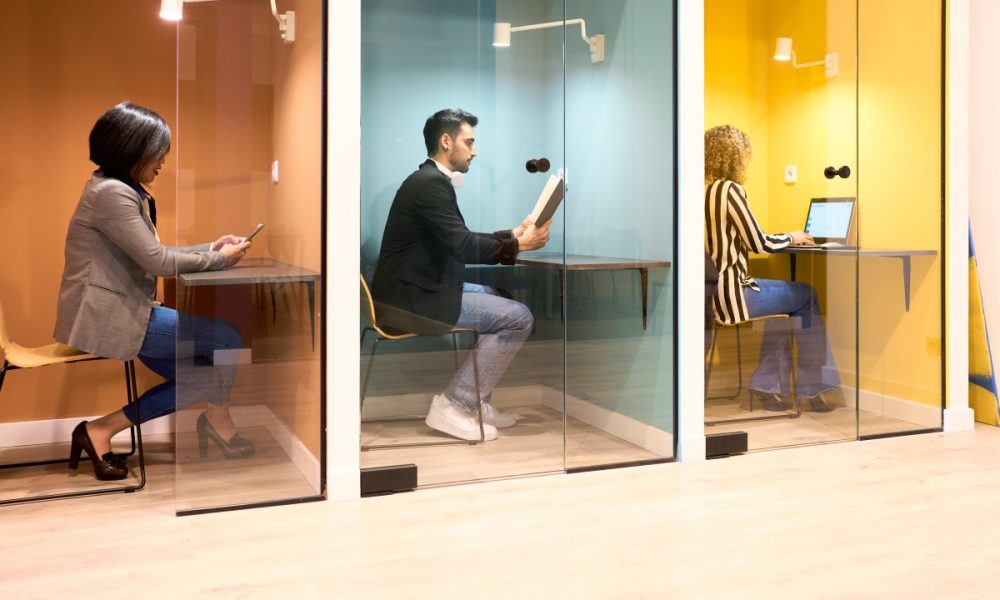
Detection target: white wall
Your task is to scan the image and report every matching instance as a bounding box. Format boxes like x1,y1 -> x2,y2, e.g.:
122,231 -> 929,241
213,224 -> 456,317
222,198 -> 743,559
969,0 -> 1000,414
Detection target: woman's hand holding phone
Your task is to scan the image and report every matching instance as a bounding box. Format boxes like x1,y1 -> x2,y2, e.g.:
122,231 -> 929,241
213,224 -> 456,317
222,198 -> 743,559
219,240 -> 251,267
211,234 -> 243,251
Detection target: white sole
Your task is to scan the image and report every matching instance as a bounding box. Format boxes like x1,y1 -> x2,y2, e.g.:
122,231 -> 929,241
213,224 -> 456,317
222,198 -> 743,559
425,412 -> 497,442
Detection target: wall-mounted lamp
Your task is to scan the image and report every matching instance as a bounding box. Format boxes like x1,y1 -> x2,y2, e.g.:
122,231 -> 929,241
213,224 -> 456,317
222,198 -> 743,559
493,19 -> 605,63
159,0 -> 295,44
773,37 -> 838,78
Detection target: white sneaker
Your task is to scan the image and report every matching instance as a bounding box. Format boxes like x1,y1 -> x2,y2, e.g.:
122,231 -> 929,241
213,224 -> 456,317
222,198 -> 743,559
481,403 -> 517,429
425,395 -> 498,441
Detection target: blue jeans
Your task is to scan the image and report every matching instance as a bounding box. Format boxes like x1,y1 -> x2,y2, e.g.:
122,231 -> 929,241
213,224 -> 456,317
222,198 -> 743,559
122,306 -> 242,425
744,279 -> 840,398
443,283 -> 534,411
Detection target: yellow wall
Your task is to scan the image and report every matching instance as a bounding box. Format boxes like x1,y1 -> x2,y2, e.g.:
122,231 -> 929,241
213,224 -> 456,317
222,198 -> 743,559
706,0 -> 943,406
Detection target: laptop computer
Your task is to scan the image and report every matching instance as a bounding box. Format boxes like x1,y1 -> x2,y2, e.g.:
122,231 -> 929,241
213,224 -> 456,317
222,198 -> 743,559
794,197 -> 856,248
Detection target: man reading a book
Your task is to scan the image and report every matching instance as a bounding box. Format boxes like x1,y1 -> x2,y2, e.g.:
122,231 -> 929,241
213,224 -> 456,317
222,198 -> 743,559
371,108 -> 550,442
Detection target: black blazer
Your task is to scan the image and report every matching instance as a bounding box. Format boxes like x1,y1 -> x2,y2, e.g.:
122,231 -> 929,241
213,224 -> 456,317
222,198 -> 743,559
371,160 -> 519,335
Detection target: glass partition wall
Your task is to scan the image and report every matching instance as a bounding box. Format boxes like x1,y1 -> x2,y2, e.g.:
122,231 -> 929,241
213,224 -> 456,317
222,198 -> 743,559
173,0 -> 326,514
360,0 -> 677,488
703,0 -> 943,451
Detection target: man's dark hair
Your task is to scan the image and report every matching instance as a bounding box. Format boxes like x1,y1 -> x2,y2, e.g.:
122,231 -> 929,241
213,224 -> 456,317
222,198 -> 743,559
423,109 -> 478,155
89,102 -> 171,181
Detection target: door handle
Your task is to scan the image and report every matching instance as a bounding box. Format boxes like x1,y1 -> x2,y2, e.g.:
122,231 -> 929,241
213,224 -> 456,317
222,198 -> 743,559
824,165 -> 851,179
525,157 -> 551,173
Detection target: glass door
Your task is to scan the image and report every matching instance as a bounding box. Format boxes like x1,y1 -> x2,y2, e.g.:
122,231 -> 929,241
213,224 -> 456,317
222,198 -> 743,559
359,0 -> 677,489
358,0 -> 568,487
561,0 -> 677,470
704,0 -> 860,450
173,0 -> 326,514
856,0 -> 944,438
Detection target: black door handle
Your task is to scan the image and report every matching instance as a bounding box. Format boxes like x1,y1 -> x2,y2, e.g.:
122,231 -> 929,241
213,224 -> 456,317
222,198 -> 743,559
824,165 -> 851,179
525,157 -> 551,173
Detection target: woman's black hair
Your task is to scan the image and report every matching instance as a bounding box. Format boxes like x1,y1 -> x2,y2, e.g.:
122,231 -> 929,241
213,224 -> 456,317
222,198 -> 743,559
89,102 -> 171,180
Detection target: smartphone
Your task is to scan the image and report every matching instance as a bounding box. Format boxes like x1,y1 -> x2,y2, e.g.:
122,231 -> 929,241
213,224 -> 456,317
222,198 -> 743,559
244,222 -> 265,243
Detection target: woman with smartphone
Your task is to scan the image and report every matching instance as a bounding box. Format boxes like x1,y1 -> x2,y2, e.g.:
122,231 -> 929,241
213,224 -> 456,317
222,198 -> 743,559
54,102 -> 255,480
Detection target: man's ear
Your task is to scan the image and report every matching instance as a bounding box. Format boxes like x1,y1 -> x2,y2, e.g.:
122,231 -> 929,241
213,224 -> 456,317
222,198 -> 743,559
439,132 -> 452,153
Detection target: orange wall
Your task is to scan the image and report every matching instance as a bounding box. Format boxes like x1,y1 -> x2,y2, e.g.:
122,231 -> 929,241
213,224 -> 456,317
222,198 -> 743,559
0,1 -> 177,423
0,1 -> 324,461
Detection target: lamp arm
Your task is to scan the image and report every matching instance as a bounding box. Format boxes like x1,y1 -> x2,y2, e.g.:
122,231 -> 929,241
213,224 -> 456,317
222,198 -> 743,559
269,0 -> 285,30
510,18 -> 592,46
790,51 -> 825,69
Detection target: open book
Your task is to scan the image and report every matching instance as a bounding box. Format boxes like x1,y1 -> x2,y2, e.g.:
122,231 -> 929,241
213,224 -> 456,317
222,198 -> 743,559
528,175 -> 565,226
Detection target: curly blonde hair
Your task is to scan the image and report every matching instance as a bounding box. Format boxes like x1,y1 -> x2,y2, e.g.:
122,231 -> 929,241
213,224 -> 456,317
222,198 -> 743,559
705,125 -> 752,184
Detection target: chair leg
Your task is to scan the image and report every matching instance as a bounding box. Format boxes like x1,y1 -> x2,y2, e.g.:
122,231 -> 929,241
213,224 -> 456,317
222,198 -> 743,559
0,359 -> 146,506
787,319 -> 801,416
735,325 -> 746,408
469,332 -> 485,443
451,334 -> 460,369
125,360 -> 146,492
359,329 -> 378,411
705,324 -> 719,394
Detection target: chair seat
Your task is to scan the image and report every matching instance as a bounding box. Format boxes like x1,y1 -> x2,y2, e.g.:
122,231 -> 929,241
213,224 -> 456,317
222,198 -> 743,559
715,314 -> 789,327
4,341 -> 96,369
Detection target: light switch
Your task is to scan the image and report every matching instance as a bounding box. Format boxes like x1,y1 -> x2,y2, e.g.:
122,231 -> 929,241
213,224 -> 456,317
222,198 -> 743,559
784,165 -> 797,184
271,160 -> 279,184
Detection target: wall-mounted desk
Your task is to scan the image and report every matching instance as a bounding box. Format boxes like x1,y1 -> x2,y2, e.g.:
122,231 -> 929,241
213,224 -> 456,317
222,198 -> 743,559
783,248 -> 938,311
180,258 -> 321,348
515,253 -> 671,329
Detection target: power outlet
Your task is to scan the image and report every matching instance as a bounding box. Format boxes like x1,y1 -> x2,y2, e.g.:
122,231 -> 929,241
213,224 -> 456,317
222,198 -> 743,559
784,165 -> 797,184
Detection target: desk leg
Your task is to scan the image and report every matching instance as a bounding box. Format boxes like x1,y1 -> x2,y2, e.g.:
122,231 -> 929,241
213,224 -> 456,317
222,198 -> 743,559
639,268 -> 649,330
307,281 -> 316,351
269,283 -> 279,325
901,256 -> 911,312
789,255 -> 797,281
558,270 -> 565,324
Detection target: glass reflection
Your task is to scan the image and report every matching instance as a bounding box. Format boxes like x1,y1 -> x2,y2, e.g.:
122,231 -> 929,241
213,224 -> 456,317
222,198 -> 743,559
174,0 -> 324,513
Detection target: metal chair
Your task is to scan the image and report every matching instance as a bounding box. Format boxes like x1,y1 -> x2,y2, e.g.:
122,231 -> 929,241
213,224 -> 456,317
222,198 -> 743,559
705,314 -> 801,426
0,299 -> 144,505
359,274 -> 486,450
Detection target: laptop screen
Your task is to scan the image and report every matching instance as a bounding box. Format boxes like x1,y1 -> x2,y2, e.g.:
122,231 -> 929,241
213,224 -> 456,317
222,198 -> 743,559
804,197 -> 855,241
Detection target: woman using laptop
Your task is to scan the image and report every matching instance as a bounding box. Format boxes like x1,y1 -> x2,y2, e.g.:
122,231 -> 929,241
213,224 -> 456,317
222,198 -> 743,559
705,125 -> 839,412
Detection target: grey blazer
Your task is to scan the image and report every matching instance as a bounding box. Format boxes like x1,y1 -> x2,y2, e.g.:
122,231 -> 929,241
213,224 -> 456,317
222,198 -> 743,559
54,174 -> 226,360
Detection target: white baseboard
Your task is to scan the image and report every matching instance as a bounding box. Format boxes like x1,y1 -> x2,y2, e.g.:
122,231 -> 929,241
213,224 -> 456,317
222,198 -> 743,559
540,386 -> 674,456
1,406 -> 321,493
840,385 -> 943,429
362,384 -> 673,456
0,414 -> 176,448
360,384 -> 544,419
944,407 -> 975,432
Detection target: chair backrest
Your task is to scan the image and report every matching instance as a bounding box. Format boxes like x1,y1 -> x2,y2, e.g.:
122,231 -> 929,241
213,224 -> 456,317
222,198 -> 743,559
359,274 -> 378,327
0,298 -> 10,351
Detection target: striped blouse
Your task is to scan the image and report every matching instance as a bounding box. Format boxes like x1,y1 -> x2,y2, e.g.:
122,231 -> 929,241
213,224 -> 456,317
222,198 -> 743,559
705,179 -> 792,324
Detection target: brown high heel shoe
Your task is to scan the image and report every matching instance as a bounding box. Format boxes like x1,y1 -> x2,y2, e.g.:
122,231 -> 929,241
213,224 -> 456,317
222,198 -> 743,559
196,413 -> 255,459
748,390 -> 792,412
800,392 -> 837,413
68,422 -> 128,481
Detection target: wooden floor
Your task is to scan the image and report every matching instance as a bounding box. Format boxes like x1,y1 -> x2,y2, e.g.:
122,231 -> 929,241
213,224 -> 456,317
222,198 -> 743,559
1,426 -> 998,598
362,405 -> 663,486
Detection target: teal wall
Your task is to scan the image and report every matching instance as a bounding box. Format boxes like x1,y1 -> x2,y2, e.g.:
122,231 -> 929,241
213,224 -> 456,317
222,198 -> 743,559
361,0 -> 675,432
